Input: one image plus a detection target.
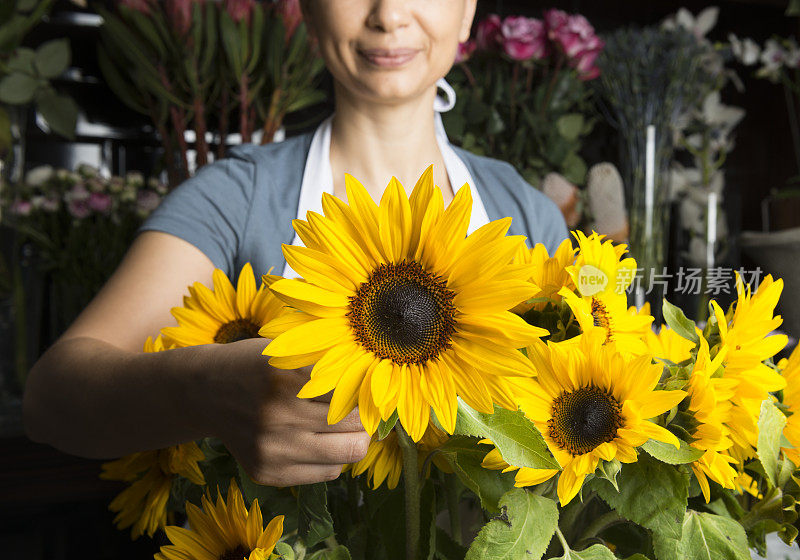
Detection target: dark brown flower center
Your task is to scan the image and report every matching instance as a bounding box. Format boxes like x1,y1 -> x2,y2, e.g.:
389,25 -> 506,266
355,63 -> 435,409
591,297 -> 613,342
214,318 -> 261,344
548,385 -> 623,456
348,261 -> 456,364
219,545 -> 249,560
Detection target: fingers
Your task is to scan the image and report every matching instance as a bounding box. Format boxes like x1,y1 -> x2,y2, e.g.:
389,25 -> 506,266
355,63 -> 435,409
293,430 -> 372,465
289,399 -> 365,433
246,462 -> 346,487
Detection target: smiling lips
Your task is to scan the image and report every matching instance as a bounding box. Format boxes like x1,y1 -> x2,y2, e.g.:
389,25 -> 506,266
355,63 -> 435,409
359,48 -> 419,68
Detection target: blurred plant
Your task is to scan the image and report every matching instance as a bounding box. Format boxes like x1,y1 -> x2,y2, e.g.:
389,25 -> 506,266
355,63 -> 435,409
731,32 -> 800,194
663,7 -> 745,280
443,9 -> 603,188
0,0 -> 78,160
1,164 -> 166,309
97,0 -> 324,187
594,25 -> 707,314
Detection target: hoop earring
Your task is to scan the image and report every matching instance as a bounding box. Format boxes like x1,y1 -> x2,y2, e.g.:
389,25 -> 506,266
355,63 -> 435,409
434,77 -> 456,112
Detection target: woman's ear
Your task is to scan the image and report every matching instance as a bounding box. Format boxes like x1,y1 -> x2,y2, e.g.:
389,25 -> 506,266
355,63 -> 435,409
459,0 -> 478,43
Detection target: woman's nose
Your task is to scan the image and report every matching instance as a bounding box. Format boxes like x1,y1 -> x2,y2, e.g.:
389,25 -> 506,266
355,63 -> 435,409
366,0 -> 411,33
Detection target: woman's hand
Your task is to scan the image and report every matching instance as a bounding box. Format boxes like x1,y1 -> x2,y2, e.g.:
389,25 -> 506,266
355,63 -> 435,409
196,338 -> 371,487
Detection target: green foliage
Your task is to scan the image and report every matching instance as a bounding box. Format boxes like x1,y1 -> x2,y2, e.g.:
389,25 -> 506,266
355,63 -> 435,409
677,511 -> 749,560
661,299 -> 700,344
306,546 -> 352,560
439,436 -> 517,512
758,400 -> 788,488
454,402 -> 559,470
34,38 -> 70,78
588,454 -> 689,560
298,483 -> 335,549
465,488 -> 558,560
553,544 -> 617,559
377,410 -> 399,440
641,439 -> 704,465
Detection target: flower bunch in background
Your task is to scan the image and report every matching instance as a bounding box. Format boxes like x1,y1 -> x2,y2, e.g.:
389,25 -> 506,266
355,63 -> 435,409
444,9 -> 603,188
98,0 -> 324,186
0,164 -> 166,329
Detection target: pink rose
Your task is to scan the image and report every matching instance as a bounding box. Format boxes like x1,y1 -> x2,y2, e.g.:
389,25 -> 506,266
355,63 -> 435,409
119,0 -> 155,15
166,0 -> 202,37
570,35 -> 604,81
275,0 -> 302,40
67,199 -> 90,220
88,192 -> 113,214
225,0 -> 256,25
548,11 -> 601,59
9,199 -> 32,217
501,16 -> 547,61
544,9 -> 570,38
476,14 -> 503,51
455,40 -> 477,63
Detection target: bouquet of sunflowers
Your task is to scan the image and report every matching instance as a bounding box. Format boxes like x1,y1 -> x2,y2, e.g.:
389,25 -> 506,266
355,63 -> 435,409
101,167 -> 799,560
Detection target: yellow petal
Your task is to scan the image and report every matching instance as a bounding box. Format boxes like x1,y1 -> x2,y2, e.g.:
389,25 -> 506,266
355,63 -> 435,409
235,263 -> 257,318
265,318 -> 351,356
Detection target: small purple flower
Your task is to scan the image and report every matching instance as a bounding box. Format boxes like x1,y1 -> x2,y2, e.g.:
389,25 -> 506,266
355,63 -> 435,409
88,192 -> 113,214
136,190 -> 162,216
9,199 -> 33,217
65,183 -> 90,203
41,196 -> 60,213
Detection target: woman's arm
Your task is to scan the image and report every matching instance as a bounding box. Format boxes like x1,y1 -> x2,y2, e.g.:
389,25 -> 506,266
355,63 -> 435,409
22,231 -> 369,485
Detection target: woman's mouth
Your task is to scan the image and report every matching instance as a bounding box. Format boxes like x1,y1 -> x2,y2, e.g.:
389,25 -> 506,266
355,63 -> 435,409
358,48 -> 419,68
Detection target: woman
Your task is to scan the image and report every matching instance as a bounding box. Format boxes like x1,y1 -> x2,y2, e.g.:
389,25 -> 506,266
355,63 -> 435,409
22,0 -> 567,487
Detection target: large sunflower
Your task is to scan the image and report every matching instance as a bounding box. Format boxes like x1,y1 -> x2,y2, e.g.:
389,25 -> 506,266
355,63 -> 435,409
155,480 -> 284,560
558,231 -> 652,354
100,336 -> 206,539
681,336 -> 739,502
512,238 -> 576,314
162,263 -> 287,347
484,329 -> 685,505
262,166 -> 547,442
779,344 -> 800,467
348,422 -> 451,489
710,273 -> 787,461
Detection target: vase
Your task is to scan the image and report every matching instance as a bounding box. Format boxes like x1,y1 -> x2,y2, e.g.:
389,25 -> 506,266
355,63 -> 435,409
619,125 -> 673,321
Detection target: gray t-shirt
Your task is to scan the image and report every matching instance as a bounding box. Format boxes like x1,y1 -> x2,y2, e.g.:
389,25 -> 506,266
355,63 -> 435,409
138,131 -> 569,282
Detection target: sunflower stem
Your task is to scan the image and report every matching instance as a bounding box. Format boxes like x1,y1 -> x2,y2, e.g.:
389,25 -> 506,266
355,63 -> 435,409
444,473 -> 462,545
555,527 -> 571,554
396,424 -> 421,560
575,509 -> 624,547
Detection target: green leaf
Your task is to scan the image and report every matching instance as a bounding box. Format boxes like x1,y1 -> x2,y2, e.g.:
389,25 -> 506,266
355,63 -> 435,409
377,410 -> 399,440
561,151 -> 587,185
34,38 -> 70,78
36,89 -> 77,139
219,10 -> 243,77
274,542 -> 296,560
661,299 -> 699,344
553,544 -> 617,559
678,511 -> 749,559
758,399 -> 787,488
306,546 -> 352,560
556,113 -> 585,141
16,0 -> 39,12
439,436 -> 516,512
0,72 -> 38,104
465,488 -> 558,560
454,402 -> 559,470
6,47 -> 35,73
588,454 -> 688,560
642,439 -> 705,465
595,459 -> 622,491
297,482 -> 334,548
96,47 -> 147,115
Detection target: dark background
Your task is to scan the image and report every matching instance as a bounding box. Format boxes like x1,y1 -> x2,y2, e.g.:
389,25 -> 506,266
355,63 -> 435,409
2,1 -> 797,558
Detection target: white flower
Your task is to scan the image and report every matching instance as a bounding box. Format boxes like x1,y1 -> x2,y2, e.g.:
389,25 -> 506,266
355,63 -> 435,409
728,34 -> 761,66
662,7 -> 719,40
24,165 -> 54,187
758,38 -> 788,81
